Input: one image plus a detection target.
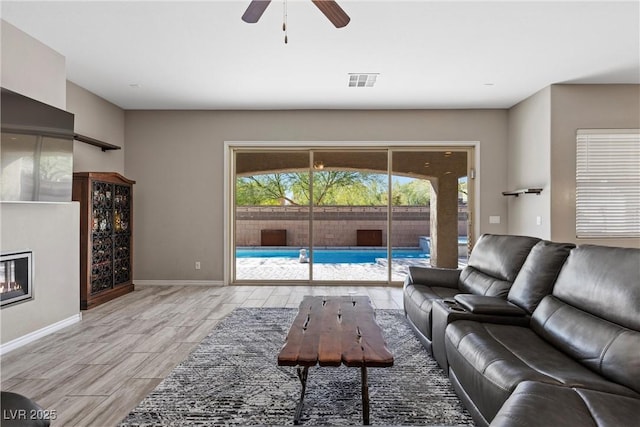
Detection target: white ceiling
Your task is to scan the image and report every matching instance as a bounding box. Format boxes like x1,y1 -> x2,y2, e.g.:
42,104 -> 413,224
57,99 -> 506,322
2,1 -> 639,110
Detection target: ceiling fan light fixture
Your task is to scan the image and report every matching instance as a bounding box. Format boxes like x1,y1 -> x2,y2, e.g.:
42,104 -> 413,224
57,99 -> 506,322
242,0 -> 350,29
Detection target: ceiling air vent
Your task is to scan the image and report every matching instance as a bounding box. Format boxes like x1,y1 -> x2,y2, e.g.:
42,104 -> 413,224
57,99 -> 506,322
348,73 -> 379,87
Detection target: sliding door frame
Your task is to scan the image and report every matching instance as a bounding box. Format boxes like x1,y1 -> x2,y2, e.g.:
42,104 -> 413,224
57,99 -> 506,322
224,141 -> 480,286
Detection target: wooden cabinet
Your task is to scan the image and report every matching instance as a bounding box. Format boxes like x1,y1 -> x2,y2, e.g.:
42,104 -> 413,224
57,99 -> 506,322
73,172 -> 135,309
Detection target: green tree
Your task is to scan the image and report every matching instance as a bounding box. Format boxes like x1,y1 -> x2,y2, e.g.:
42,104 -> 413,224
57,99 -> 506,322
308,172 -> 386,205
236,172 -> 438,206
392,179 -> 431,205
236,173 -> 294,205
236,171 -> 387,206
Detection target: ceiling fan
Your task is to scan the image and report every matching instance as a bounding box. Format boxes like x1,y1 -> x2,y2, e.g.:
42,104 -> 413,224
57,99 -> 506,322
242,0 -> 351,28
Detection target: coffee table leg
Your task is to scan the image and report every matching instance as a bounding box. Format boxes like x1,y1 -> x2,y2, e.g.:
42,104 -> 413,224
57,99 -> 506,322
361,366 -> 370,425
294,366 -> 309,425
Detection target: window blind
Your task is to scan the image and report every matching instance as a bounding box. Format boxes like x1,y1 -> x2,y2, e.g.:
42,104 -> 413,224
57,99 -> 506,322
576,129 -> 640,238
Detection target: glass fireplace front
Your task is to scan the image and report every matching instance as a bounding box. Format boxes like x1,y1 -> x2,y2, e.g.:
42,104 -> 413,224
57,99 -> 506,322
0,251 -> 33,307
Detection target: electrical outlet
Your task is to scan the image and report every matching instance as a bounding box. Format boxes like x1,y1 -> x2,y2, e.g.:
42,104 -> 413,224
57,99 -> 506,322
489,215 -> 501,224
195,261 -> 201,270
536,216 -> 542,226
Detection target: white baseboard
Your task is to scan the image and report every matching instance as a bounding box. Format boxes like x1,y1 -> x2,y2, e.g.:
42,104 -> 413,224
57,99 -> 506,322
0,313 -> 82,356
135,280 -> 225,286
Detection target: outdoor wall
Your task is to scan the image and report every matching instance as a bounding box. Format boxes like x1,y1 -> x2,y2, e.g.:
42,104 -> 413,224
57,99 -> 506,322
125,109 -> 509,282
67,81 -> 126,174
0,20 -> 80,349
550,84 -> 640,248
507,86 -> 551,238
236,206 -> 468,247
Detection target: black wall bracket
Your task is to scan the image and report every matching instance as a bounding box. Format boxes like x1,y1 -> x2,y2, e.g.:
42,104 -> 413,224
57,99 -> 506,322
502,188 -> 543,197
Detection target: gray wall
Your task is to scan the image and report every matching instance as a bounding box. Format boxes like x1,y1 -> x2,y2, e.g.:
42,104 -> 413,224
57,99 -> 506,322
506,84 -> 640,248
507,87 -> 551,238
68,81 -> 126,174
0,21 -> 66,109
550,84 -> 640,247
0,204 -> 79,343
0,20 -> 80,346
125,109 -> 509,282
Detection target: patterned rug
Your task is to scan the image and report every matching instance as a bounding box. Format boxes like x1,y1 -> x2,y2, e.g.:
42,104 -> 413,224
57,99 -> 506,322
120,308 -> 474,426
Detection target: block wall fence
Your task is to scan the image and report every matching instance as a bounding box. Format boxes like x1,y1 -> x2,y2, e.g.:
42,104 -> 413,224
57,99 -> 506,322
235,205 -> 468,247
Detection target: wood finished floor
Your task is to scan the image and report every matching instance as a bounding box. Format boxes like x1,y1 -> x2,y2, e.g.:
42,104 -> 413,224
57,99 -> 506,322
1,284 -> 404,427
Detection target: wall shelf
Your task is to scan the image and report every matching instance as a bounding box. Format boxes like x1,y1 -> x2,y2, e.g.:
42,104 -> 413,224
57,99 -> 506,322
74,133 -> 121,152
502,188 -> 543,197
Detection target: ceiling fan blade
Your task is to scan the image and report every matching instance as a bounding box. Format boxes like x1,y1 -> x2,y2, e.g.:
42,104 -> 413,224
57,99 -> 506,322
311,0 -> 350,28
242,0 -> 272,23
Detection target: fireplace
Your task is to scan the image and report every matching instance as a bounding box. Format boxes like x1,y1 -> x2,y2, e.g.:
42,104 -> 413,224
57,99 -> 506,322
0,251 -> 33,307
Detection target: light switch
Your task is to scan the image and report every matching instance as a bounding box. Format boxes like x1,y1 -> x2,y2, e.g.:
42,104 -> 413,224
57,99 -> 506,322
489,215 -> 501,224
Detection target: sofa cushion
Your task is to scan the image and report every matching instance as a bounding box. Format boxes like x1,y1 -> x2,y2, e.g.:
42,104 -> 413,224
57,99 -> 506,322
507,240 -> 574,314
551,245 -> 640,330
532,296 -> 640,394
445,320 -> 640,421
459,234 -> 540,297
404,283 -> 459,340
531,245 -> 640,394
458,269 -> 513,298
491,381 -> 640,427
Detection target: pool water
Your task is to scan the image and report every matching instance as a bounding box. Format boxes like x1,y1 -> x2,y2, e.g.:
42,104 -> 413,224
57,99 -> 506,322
235,248 -> 429,264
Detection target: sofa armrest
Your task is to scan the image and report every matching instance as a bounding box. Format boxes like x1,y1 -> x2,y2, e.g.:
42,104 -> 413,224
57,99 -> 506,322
454,294 -> 527,316
407,266 -> 461,289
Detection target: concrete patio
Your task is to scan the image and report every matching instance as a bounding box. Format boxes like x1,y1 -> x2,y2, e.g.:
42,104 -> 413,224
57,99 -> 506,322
235,257 -> 468,282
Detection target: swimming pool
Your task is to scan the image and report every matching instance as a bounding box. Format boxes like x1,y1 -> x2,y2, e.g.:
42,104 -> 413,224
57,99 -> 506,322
235,248 -> 429,264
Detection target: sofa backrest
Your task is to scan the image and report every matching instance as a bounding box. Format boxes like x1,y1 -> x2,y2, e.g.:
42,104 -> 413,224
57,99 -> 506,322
531,245 -> 640,394
459,234 -> 540,298
507,240 -> 575,314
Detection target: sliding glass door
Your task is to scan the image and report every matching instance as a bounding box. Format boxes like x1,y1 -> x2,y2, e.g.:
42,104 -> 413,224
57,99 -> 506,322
231,145 -> 473,284
234,151 -> 310,281
311,150 -> 389,282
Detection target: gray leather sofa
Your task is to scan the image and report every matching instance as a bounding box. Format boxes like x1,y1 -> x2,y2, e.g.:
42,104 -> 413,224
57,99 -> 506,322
431,239 -> 575,371
443,244 -> 640,426
403,234 -> 541,353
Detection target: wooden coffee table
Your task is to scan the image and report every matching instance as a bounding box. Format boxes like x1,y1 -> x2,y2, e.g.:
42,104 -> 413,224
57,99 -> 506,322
278,296 -> 394,425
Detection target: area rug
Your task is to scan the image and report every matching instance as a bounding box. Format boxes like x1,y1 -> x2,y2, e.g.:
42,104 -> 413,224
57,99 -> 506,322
120,308 -> 474,426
